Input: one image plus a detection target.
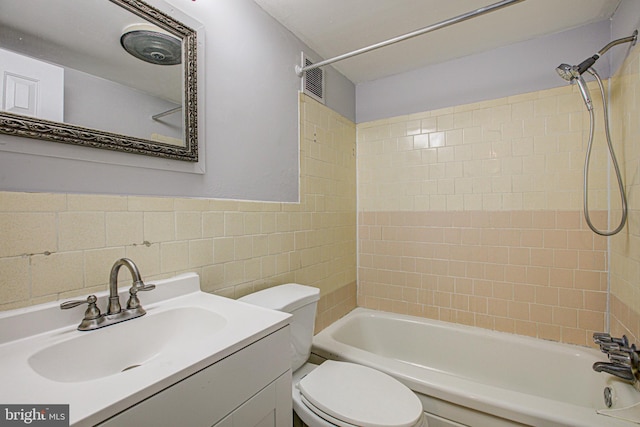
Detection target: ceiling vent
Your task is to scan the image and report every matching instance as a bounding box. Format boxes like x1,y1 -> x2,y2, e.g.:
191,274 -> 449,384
301,54 -> 325,104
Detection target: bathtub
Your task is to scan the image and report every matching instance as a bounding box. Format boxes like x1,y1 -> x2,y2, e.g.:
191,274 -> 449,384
311,308 -> 640,427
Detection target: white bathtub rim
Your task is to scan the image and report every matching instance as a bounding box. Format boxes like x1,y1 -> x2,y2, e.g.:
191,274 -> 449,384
327,308 -> 600,358
312,308 -> 638,427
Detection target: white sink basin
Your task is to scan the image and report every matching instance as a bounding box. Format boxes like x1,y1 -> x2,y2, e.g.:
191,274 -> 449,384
28,307 -> 227,383
0,272 -> 290,426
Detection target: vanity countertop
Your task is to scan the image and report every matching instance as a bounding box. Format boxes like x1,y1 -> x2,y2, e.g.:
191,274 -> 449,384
0,273 -> 290,426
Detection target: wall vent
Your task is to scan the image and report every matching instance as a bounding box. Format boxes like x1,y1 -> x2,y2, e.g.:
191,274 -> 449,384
301,54 -> 325,104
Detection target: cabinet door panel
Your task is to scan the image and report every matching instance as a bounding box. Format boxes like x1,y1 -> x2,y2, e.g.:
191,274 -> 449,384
230,382 -> 276,427
98,327 -> 290,427
213,373 -> 291,427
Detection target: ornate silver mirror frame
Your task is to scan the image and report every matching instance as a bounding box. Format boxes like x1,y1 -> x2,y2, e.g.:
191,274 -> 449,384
0,0 -> 198,162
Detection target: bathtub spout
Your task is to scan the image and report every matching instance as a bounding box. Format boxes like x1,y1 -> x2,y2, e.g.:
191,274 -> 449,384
592,362 -> 635,382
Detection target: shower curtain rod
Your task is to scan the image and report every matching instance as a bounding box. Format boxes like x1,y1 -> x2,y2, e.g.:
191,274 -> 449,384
152,106 -> 182,121
295,0 -> 525,77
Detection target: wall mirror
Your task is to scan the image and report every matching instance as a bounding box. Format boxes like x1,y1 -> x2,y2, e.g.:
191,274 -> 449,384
0,0 -> 198,162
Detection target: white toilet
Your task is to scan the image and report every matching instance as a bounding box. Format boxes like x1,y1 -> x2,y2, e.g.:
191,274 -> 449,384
239,284 -> 426,427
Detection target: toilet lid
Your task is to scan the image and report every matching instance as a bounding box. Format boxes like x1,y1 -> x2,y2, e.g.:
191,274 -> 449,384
298,361 -> 423,427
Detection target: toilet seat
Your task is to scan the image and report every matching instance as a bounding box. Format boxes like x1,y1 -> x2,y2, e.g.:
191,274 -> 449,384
298,361 -> 423,427
299,394 -> 362,427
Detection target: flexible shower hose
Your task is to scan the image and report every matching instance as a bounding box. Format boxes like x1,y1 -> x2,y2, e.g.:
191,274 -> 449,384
582,68 -> 627,236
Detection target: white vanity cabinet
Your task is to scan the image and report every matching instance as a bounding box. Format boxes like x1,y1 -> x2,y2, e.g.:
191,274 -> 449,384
97,326 -> 292,427
214,373 -> 290,427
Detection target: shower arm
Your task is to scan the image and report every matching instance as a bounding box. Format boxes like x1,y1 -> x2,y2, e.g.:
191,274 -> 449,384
576,31 -> 638,75
295,0 -> 525,76
597,31 -> 638,58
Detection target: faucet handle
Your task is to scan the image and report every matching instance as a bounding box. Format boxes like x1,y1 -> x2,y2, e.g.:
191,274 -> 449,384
600,342 -> 620,353
126,281 -> 155,310
60,295 -> 101,320
594,332 -> 611,340
614,343 -> 638,355
132,280 -> 155,292
609,350 -> 631,365
594,333 -> 630,354
594,332 -> 612,344
612,335 -> 630,347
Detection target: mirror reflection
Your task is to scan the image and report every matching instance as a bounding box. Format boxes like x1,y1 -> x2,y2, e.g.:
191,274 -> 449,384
0,0 -> 198,161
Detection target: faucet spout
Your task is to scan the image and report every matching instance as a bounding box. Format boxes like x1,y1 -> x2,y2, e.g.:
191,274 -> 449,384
61,258 -> 154,330
593,361 -> 635,382
108,258 -> 144,315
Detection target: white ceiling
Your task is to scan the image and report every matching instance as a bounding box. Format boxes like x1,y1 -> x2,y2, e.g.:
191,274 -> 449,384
253,0 -> 621,84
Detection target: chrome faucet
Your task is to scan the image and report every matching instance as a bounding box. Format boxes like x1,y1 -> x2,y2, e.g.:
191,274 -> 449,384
107,258 -> 154,314
61,258 -> 155,331
593,361 -> 636,382
592,332 -> 640,390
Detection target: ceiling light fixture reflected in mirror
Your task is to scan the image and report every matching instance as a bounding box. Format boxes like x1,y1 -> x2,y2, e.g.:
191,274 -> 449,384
121,23 -> 182,66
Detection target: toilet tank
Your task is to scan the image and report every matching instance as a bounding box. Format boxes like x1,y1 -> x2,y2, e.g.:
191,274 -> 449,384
238,284 -> 320,371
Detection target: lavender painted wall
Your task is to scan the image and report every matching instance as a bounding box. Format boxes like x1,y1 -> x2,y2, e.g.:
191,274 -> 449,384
0,0 -> 355,202
356,20 -> 612,123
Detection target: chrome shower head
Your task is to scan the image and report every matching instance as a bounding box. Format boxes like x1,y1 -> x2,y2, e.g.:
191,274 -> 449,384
555,57 -> 599,81
556,63 -> 577,81
556,56 -> 598,112
121,24 -> 181,66
555,64 -> 593,110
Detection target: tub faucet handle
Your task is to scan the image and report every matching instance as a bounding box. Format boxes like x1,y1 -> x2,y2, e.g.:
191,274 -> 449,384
615,343 -> 638,356
599,342 -> 620,353
594,332 -> 613,346
612,335 -> 629,347
594,333 -> 630,354
608,350 -> 631,366
594,332 -> 611,341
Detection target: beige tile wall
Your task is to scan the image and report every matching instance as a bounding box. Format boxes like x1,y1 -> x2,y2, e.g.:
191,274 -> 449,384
358,83 -> 611,213
357,83 -> 614,346
610,44 -> 640,343
0,94 -> 357,333
359,210 -> 607,345
4,59 -> 638,347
